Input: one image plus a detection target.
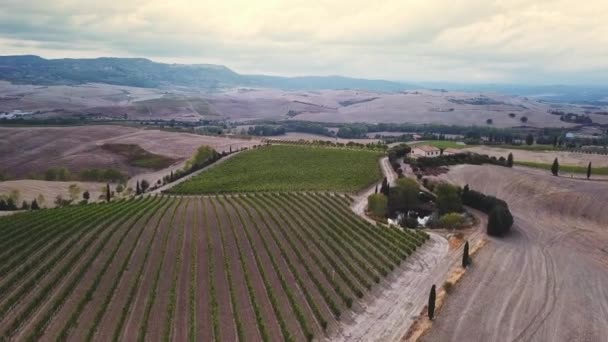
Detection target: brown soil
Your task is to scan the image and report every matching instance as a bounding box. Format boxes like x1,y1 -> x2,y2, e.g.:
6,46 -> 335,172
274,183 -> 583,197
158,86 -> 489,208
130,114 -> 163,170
120,200 -> 180,341
195,199 -> 214,342
217,197 -> 262,341
144,200 -> 189,340
206,198 -> 238,342
0,126 -> 260,180
423,165 -> 608,342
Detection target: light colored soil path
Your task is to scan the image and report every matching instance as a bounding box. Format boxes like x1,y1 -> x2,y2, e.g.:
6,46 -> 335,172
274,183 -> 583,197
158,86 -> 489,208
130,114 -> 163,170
351,156 -> 396,220
424,165 -> 608,342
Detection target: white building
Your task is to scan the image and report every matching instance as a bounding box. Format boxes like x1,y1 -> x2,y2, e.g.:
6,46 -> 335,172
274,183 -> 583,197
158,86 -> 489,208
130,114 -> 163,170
411,145 -> 441,158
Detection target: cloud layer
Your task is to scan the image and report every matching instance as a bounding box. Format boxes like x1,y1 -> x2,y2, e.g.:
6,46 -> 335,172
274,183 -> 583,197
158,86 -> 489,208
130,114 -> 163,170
1,0 -> 607,84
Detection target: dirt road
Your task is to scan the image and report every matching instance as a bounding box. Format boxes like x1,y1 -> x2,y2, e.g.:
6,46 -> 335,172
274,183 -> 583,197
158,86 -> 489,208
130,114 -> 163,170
424,165 -> 608,342
350,157 -> 397,219
336,157 -> 490,341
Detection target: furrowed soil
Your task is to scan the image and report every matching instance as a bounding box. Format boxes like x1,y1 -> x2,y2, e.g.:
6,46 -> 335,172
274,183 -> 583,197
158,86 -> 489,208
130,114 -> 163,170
424,165 -> 608,342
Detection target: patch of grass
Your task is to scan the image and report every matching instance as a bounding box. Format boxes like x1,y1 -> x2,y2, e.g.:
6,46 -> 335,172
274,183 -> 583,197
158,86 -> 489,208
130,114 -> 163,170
412,141 -> 469,149
515,161 -> 608,175
102,143 -> 176,170
168,145 -> 382,194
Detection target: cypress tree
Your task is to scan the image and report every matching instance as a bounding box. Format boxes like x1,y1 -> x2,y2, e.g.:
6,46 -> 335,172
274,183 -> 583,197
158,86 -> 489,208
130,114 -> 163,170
462,241 -> 470,268
551,158 -> 559,176
428,284 -> 436,320
375,184 -> 378,194
587,162 -> 591,179
507,153 -> 513,168
106,184 -> 111,202
136,181 -> 141,195
30,199 -> 40,210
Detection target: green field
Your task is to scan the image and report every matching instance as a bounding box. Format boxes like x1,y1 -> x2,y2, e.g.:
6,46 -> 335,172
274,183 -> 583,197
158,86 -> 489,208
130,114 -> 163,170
167,145 -> 383,194
515,161 -> 608,175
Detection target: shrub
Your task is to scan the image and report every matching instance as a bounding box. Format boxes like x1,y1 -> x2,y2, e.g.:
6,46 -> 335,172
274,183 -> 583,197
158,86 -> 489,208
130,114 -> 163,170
435,183 -> 462,215
438,213 -> 465,229
487,205 -> 513,236
367,193 -> 388,218
443,281 -> 454,294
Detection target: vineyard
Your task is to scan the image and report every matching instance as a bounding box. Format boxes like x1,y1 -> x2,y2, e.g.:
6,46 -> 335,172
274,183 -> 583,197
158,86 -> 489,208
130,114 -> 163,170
167,144 -> 383,194
0,192 -> 427,341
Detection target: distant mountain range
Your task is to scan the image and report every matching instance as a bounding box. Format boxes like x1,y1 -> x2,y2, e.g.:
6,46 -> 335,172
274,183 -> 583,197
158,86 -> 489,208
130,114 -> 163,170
0,55 -> 412,92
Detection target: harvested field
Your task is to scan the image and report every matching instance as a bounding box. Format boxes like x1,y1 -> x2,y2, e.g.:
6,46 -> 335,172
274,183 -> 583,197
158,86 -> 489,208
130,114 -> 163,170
463,145 -> 608,168
0,125 -> 259,179
168,145 -> 383,194
0,192 -> 428,341
424,165 -> 608,342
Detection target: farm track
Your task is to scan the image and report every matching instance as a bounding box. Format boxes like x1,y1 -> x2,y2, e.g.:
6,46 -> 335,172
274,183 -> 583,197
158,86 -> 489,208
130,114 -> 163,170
0,192 -> 427,341
424,165 -> 608,342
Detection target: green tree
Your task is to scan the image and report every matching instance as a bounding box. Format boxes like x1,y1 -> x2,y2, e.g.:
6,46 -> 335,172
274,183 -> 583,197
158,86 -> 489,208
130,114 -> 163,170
21,200 -> 30,210
525,134 -> 534,146
106,184 -> 111,202
435,183 -> 462,215
68,184 -> 81,202
507,153 -> 513,168
136,180 -> 141,195
428,284 -> 436,320
83,191 -> 90,201
462,241 -> 470,268
140,179 -> 150,193
587,162 -> 591,179
551,158 -> 559,176
367,193 -> 388,218
388,178 -> 419,215
30,199 -> 40,210
487,205 -> 514,236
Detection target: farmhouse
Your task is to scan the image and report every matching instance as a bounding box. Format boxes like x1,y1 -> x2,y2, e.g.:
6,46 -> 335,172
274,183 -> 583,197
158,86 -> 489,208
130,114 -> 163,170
411,145 -> 441,158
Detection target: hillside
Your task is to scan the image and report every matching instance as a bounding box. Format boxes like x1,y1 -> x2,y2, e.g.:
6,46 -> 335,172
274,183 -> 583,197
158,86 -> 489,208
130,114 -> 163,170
0,55 -> 410,91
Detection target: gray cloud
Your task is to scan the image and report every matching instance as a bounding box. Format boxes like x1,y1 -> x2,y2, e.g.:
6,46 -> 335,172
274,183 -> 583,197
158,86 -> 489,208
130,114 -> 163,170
0,0 -> 607,84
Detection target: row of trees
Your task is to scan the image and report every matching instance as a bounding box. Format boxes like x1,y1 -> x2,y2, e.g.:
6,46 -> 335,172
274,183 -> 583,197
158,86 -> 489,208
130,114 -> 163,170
462,185 -> 513,236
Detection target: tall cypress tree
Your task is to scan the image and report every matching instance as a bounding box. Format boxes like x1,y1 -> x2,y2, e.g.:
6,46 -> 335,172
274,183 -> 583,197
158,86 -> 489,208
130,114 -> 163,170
462,241 -> 470,268
551,158 -> 559,176
507,153 -> 513,168
106,184 -> 111,202
375,184 -> 378,194
136,181 -> 141,195
428,284 -> 436,320
587,162 -> 591,179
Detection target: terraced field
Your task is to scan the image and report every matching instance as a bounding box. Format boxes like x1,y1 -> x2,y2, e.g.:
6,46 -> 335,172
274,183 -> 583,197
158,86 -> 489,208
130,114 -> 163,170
0,193 -> 427,341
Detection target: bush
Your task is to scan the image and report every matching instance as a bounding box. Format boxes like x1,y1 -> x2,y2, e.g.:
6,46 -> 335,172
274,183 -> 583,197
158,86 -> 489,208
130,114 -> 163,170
388,178 -> 419,216
367,193 -> 388,218
438,213 -> 465,229
435,183 -> 462,215
443,281 -> 454,294
487,205 -> 513,236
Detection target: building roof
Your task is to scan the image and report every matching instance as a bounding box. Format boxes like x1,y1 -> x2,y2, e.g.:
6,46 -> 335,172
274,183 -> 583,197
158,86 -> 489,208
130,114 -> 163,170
413,145 -> 441,152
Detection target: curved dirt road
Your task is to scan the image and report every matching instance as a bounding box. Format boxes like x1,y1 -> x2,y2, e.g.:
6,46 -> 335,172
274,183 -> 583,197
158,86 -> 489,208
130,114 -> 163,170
333,157 -> 486,341
424,165 -> 608,342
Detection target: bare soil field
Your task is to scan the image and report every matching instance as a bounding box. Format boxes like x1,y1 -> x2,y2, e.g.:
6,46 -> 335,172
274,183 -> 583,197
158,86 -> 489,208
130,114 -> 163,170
279,132 -> 380,144
424,165 -> 608,342
0,193 -> 428,341
0,125 -> 258,180
1,81 -> 597,127
464,145 -> 608,167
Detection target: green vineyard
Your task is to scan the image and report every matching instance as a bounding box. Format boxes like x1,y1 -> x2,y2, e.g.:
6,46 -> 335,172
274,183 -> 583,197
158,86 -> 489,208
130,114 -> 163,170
0,193 -> 427,341
167,145 -> 383,194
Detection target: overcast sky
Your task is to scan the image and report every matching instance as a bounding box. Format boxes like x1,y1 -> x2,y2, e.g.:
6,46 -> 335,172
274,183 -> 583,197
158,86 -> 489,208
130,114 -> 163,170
1,0 -> 607,84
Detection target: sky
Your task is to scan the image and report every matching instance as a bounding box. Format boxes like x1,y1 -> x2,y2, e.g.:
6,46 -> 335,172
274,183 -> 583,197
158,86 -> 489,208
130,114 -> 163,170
0,0 -> 607,84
